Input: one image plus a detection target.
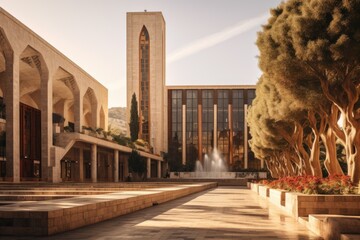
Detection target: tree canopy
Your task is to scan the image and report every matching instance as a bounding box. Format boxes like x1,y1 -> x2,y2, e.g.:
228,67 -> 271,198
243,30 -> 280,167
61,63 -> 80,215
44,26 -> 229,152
249,0 -> 360,182
129,93 -> 139,142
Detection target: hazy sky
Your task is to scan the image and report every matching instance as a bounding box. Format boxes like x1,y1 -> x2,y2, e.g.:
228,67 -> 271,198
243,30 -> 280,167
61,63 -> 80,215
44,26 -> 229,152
0,0 -> 282,107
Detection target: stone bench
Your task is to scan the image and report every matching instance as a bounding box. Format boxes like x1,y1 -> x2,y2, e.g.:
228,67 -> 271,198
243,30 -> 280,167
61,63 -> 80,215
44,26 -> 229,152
0,182 -> 216,236
308,215 -> 360,240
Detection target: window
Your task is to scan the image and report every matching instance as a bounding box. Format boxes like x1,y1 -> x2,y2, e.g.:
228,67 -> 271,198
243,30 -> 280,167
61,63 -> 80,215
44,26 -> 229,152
139,26 -> 150,141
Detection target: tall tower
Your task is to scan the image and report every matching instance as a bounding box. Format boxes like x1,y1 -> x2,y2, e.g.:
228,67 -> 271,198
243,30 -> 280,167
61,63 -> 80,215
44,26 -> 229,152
126,12 -> 167,155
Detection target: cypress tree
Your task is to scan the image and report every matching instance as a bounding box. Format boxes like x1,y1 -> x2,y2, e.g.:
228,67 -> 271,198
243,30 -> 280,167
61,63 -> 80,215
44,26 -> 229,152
129,93 -> 139,142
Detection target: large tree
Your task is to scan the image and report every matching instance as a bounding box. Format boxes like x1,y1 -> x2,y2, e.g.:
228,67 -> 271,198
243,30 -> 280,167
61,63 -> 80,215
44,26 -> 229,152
256,0 -> 360,182
129,93 -> 139,142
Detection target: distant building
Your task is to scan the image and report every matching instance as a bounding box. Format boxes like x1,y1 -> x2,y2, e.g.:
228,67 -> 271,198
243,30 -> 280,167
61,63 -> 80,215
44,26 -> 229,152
126,12 -> 261,170
167,86 -> 260,170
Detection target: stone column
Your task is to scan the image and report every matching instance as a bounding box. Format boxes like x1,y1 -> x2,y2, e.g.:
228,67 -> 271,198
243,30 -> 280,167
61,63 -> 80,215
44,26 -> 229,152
157,160 -> 161,178
5,54 -> 20,182
198,103 -> 202,162
147,158 -> 151,178
74,91 -> 82,133
214,104 -> 218,149
182,104 -> 186,165
40,68 -> 51,181
261,159 -> 264,169
114,150 -> 119,182
79,147 -> 84,182
228,104 -> 233,165
91,102 -> 98,130
244,104 -> 248,169
91,144 -> 97,182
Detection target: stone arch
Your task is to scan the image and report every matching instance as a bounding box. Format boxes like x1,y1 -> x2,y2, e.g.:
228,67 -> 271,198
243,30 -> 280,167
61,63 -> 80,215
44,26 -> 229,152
19,45 -> 48,109
83,87 -> 97,129
100,106 -> 105,130
0,27 -> 13,120
53,67 -> 79,131
19,45 -> 48,180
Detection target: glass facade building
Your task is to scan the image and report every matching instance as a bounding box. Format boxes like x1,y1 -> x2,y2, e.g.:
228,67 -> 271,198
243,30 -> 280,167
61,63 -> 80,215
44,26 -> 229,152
168,87 -> 258,171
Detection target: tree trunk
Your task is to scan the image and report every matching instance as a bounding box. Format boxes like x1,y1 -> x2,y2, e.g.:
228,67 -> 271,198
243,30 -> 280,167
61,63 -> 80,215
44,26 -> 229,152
307,111 -> 324,177
345,125 -> 360,183
320,128 -> 344,175
294,123 -> 312,175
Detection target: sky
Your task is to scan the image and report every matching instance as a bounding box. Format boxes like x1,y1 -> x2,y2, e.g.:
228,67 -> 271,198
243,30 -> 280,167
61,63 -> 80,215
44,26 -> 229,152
0,0 -> 283,107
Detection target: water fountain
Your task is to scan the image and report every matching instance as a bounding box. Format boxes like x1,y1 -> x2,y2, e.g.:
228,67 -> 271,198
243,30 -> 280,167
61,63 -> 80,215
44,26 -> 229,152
193,148 -> 232,178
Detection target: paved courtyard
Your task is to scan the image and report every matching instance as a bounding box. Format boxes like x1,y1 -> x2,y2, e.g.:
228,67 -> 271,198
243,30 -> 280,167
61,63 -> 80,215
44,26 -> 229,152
5,186 -> 321,240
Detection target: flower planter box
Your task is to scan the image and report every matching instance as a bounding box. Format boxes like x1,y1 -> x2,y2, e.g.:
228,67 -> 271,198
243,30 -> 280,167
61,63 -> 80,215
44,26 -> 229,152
269,188 -> 286,207
285,192 -> 360,219
250,183 -> 259,194
258,185 -> 269,198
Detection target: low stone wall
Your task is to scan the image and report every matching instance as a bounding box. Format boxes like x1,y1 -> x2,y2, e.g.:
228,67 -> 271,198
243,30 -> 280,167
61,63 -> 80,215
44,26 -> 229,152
269,188 -> 285,207
249,183 -> 360,239
258,185 -> 269,198
250,182 -> 259,194
285,192 -> 360,218
0,183 -> 216,236
171,171 -> 267,179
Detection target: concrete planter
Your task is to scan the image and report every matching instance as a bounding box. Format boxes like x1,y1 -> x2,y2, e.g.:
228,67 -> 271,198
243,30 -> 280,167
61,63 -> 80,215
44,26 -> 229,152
258,185 -> 269,198
250,183 -> 259,194
285,192 -> 360,218
269,188 -> 286,207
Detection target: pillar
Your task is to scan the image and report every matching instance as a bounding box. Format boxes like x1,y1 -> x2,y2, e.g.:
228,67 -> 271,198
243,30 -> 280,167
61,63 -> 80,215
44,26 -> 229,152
40,67 -> 51,181
198,103 -> 202,162
261,159 -> 265,169
91,102 -> 98,130
79,147 -> 84,182
114,150 -> 119,182
91,144 -> 97,182
214,104 -> 218,149
228,103 -> 233,165
244,104 -> 248,169
182,104 -> 186,165
157,160 -> 161,178
5,54 -> 20,182
147,158 -> 151,178
74,91 -> 82,133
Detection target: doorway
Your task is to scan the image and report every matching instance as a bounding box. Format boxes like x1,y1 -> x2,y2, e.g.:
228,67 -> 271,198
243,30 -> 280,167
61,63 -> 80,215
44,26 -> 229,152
20,103 -> 41,181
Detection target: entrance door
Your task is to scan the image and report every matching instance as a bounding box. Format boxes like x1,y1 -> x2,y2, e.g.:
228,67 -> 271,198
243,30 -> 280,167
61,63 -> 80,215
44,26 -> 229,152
20,103 -> 41,180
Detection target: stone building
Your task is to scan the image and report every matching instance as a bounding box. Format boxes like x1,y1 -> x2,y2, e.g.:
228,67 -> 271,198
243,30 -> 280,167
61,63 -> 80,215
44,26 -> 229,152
126,11 -> 260,171
0,8 -> 164,182
126,12 -> 167,156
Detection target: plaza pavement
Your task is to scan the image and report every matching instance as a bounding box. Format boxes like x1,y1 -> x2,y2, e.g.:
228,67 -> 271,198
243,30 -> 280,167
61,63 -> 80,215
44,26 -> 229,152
4,186 -> 321,240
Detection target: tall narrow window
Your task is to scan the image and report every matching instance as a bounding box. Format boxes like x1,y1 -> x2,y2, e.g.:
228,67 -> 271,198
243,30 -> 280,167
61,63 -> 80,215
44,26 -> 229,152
232,90 -> 244,168
168,90 -> 182,168
186,90 -> 198,167
202,90 -> 214,155
139,26 -> 150,142
217,90 -> 229,162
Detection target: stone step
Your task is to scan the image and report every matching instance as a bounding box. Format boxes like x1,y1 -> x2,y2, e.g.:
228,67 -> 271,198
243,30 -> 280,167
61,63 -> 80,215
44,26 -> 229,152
308,214 -> 360,239
341,234 -> 360,240
0,195 -> 74,201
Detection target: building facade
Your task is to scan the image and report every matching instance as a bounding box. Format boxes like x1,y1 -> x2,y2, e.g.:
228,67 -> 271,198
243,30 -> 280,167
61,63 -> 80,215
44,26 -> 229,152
126,12 -> 167,155
0,8 -> 164,182
167,86 -> 262,171
126,11 -> 262,171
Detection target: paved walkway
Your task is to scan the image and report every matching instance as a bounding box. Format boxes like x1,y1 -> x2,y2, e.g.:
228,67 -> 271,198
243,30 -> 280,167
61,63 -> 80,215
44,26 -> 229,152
5,187 -> 321,240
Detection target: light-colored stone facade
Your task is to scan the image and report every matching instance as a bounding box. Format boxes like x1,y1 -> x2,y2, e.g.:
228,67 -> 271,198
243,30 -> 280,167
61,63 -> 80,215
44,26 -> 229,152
0,8 -> 164,183
126,12 -> 167,155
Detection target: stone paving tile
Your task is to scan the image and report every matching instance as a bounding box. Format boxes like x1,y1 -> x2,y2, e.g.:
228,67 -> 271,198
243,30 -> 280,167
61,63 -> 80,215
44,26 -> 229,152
3,187 -> 322,240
